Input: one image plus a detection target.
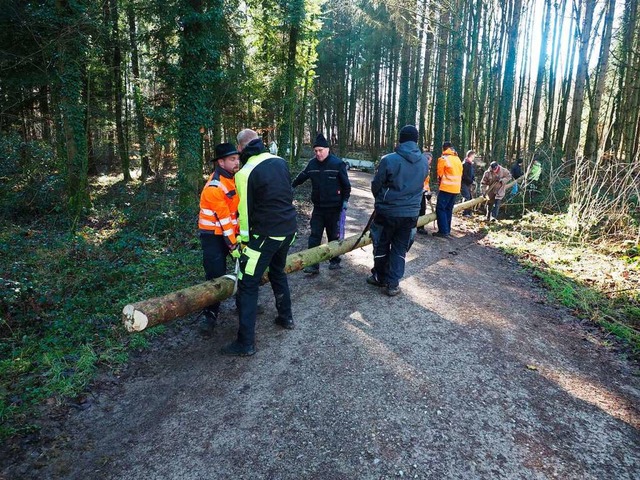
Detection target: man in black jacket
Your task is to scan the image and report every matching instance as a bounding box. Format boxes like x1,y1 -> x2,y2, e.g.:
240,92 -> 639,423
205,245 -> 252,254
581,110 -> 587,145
461,150 -> 476,217
220,129 -> 298,356
292,133 -> 351,273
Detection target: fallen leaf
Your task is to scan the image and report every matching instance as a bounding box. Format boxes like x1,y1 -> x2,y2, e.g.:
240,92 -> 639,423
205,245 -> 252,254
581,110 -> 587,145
526,364 -> 538,371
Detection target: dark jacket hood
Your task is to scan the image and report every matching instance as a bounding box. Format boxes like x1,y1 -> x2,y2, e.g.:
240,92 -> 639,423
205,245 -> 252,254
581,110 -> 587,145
241,138 -> 267,164
395,141 -> 423,164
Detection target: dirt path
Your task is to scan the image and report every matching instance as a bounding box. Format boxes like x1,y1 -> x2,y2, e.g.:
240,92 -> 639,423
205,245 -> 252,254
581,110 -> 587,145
2,171 -> 639,479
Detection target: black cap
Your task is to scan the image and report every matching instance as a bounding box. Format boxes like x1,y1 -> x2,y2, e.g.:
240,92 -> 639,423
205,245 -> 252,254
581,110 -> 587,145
442,141 -> 454,151
399,125 -> 419,143
313,133 -> 330,148
490,161 -> 499,169
214,142 -> 239,161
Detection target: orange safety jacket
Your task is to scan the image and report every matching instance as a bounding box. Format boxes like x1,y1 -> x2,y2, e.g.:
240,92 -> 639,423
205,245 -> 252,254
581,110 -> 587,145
198,167 -> 240,248
436,148 -> 463,194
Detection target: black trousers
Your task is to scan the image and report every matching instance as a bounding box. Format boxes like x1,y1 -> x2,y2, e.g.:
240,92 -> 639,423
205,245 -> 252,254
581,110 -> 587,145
200,233 -> 229,315
370,215 -> 417,289
308,207 -> 341,266
236,233 -> 295,346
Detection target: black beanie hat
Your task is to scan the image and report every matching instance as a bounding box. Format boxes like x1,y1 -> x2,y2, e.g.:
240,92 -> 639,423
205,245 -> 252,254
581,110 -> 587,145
313,133 -> 330,148
399,125 -> 419,143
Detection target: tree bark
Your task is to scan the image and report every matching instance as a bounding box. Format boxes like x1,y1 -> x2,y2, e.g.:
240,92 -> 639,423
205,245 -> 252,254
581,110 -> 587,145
128,1 -> 154,180
492,0 -> 523,164
528,0 -> 551,151
584,0 -> 615,161
564,0 -> 596,160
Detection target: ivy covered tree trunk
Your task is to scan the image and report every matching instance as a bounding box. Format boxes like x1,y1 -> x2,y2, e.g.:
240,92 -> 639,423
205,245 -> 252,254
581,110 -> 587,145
55,0 -> 90,216
176,0 -> 215,209
278,0 -> 305,165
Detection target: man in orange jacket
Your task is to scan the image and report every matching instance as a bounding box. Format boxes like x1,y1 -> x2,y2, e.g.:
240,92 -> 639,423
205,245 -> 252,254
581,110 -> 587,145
434,142 -> 462,238
197,142 -> 241,335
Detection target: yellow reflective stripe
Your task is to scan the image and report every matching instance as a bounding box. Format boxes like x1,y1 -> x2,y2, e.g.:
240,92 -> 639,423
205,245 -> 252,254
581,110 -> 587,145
269,236 -> 285,240
242,247 -> 261,276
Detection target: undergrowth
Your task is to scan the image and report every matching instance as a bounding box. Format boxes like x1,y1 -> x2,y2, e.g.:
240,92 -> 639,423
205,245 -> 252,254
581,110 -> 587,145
486,212 -> 640,357
0,174 -> 202,439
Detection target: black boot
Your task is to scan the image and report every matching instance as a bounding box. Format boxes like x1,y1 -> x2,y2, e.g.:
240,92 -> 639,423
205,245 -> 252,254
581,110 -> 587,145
197,309 -> 218,336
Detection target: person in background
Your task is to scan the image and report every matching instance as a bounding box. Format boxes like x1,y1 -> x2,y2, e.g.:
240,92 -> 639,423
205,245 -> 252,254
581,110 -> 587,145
461,149 -> 476,217
269,138 -> 278,156
416,151 -> 432,235
433,142 -> 462,238
196,143 -> 241,336
220,129 -> 297,356
368,125 -> 428,297
481,161 -> 512,221
527,157 -> 542,187
511,158 -> 523,180
292,133 -> 351,273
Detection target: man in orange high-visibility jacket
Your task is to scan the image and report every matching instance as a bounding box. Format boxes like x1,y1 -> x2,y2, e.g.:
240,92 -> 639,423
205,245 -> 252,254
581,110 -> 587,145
197,142 -> 241,335
433,142 -> 462,238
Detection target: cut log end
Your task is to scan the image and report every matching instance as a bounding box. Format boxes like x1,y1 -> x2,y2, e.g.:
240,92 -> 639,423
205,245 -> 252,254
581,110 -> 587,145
122,304 -> 149,332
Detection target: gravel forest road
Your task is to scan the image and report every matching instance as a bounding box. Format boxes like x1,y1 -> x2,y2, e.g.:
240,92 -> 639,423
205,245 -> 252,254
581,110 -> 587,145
2,170 -> 639,480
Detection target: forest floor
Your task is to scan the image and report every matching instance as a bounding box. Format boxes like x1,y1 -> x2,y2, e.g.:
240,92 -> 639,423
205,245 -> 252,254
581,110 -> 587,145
1,171 -> 639,479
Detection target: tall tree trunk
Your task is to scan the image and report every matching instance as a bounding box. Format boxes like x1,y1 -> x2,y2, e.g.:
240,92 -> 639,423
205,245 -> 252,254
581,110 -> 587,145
555,4 -> 579,152
564,0 -> 596,160
418,0 -> 435,149
528,0 -> 551,151
397,22 -> 411,128
110,0 -> 130,181
447,0 -> 464,148
432,7 -> 450,161
128,1 -> 154,180
177,0 -> 217,208
463,0 -> 482,149
584,0 -> 615,160
55,0 -> 90,215
372,41 -> 382,158
278,0 -> 305,164
492,0 -> 522,165
543,0 -> 568,145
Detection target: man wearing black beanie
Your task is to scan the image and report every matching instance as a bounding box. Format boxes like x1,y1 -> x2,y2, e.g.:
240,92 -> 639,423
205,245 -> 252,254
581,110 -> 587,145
368,125 -> 428,296
292,133 -> 351,274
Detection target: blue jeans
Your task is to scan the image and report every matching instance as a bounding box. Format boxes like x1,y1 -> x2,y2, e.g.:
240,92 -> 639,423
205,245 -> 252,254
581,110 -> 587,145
237,233 -> 295,346
487,198 -> 502,219
370,214 -> 417,289
436,191 -> 457,235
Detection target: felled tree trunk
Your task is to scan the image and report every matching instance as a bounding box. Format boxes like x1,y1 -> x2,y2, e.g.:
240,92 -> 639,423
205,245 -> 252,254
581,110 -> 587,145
122,184 -> 514,332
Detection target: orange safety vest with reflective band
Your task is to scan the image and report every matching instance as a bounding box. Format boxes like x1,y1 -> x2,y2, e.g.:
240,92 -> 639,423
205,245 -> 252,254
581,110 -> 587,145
198,168 -> 239,248
436,149 -> 463,194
